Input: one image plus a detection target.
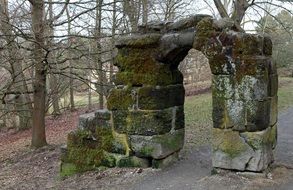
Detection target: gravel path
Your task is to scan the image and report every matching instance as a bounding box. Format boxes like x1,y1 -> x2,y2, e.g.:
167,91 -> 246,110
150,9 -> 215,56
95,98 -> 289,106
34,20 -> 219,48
130,108 -> 293,190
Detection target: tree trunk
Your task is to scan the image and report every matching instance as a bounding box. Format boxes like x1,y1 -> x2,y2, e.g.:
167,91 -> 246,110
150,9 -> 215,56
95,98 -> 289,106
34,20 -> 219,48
31,0 -> 47,148
65,6 -> 75,111
142,0 -> 148,24
232,0 -> 249,26
47,0 -> 61,116
95,0 -> 104,109
88,76 -> 92,110
109,0 -> 117,84
123,0 -> 139,32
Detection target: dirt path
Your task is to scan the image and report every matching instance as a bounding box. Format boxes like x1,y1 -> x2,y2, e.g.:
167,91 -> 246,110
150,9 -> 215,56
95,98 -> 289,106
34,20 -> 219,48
1,107 -> 293,190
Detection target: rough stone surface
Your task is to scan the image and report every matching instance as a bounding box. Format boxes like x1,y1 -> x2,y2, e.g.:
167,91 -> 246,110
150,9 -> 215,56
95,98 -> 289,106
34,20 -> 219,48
152,151 -> 179,169
112,108 -> 177,135
212,75 -> 269,101
78,113 -> 96,131
213,97 -> 270,132
102,152 -> 151,168
129,129 -> 185,159
212,127 -> 275,171
137,85 -> 185,110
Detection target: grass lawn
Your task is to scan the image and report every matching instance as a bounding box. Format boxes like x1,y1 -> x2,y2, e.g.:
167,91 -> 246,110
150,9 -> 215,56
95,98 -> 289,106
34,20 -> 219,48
184,77 -> 293,147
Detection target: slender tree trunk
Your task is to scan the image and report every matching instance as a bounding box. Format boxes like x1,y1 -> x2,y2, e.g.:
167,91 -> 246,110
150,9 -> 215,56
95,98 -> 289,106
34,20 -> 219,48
95,0 -> 104,109
47,0 -> 60,116
109,0 -> 117,84
88,76 -> 92,110
31,0 -> 47,148
142,0 -> 148,24
65,6 -> 75,111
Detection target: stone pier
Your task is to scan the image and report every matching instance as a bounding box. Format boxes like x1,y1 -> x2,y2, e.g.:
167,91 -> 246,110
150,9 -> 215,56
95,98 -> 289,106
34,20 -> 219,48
60,15 -> 278,176
193,18 -> 278,171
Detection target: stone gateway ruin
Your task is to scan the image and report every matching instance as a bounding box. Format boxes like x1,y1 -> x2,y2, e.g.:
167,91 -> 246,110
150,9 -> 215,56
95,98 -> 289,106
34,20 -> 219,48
60,15 -> 278,176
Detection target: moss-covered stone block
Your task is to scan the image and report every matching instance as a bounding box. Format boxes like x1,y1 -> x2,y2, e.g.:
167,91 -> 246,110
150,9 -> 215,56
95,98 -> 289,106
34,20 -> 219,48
117,156 -> 151,168
115,34 -> 162,48
114,69 -> 183,86
95,126 -> 114,151
101,152 -> 118,168
107,87 -> 134,110
112,131 -> 131,156
212,127 -> 275,171
129,129 -> 185,159
101,152 -> 150,168
212,128 -> 249,159
232,34 -> 264,57
78,113 -> 96,132
235,56 -> 269,77
193,17 -> 218,52
240,126 -> 275,150
113,108 -> 178,136
208,53 -> 232,75
115,47 -> 160,72
112,110 -> 128,133
137,85 -> 185,110
175,106 -> 185,130
239,127 -> 275,171
64,130 -> 105,172
126,109 -> 173,135
67,130 -> 99,149
268,74 -> 278,97
152,151 -> 179,169
95,109 -> 111,120
62,124 -> 115,173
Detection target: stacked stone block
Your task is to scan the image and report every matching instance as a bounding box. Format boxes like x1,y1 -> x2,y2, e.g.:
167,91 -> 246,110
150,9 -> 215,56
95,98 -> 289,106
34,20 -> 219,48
107,33 -> 187,168
194,18 -> 278,171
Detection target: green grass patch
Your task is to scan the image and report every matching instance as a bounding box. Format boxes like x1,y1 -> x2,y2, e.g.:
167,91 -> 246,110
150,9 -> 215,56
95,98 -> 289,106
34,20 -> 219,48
277,77 -> 293,111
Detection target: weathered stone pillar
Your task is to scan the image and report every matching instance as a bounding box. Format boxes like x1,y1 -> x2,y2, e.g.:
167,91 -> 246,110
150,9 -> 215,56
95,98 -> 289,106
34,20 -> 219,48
194,18 -> 278,171
108,34 -> 188,167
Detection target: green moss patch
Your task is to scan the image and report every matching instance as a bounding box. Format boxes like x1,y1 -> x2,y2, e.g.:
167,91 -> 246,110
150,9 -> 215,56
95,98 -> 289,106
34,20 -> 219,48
212,128 -> 248,158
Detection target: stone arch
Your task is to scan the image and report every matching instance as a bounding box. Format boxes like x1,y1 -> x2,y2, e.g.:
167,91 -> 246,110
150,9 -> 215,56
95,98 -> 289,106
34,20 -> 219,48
61,15 -> 278,175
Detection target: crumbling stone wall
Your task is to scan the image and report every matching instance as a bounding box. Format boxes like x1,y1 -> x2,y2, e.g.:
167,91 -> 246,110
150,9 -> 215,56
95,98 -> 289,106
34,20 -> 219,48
61,15 -> 278,176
